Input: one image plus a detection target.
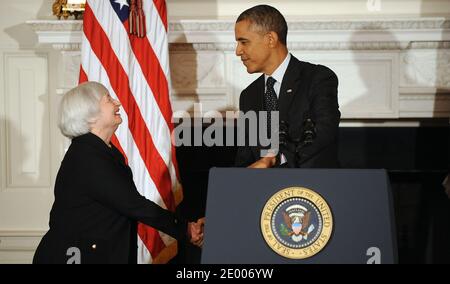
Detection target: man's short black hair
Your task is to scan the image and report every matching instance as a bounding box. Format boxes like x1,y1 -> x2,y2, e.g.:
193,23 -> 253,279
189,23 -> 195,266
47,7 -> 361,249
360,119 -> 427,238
236,5 -> 288,46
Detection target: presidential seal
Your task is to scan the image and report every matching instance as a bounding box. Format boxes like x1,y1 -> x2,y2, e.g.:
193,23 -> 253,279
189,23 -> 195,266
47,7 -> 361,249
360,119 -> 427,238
260,187 -> 333,259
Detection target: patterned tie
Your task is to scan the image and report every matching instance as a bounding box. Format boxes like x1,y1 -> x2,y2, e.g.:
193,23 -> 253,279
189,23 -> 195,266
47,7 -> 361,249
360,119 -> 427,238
264,76 -> 278,136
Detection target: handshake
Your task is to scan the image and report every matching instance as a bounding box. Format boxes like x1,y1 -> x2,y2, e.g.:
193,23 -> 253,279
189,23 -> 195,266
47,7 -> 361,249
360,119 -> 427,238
187,217 -> 205,247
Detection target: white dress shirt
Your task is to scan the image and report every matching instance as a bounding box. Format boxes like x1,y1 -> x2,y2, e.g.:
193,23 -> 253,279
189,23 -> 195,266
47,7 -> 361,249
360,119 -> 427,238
263,53 -> 292,165
264,53 -> 291,98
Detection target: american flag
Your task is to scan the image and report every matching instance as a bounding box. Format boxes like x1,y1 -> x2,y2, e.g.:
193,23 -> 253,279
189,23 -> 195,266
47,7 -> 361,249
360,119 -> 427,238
79,0 -> 182,264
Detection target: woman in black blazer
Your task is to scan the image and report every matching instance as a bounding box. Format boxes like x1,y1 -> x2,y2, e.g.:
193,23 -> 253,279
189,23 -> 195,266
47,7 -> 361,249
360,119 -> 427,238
33,82 -> 203,264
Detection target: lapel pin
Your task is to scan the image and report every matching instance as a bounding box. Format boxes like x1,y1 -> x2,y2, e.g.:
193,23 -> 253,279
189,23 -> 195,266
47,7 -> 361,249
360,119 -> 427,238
287,89 -> 293,94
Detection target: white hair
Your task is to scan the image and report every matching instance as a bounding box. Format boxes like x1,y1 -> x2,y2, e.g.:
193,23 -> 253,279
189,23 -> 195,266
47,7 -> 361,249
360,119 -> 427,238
58,81 -> 108,139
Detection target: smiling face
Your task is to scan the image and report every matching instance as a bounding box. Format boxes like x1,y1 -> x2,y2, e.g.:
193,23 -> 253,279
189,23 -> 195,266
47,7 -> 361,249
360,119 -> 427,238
95,93 -> 122,131
235,19 -> 272,74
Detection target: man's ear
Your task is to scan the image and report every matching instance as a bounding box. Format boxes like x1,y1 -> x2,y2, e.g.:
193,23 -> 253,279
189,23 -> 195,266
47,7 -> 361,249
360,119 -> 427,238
267,31 -> 279,48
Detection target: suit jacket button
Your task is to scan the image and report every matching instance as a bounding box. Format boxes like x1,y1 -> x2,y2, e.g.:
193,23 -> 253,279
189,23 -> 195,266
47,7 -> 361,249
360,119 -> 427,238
92,244 -> 97,250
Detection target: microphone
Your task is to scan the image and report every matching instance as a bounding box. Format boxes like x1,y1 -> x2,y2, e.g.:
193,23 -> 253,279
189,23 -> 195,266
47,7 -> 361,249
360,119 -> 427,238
301,117 -> 316,146
276,121 -> 297,167
276,114 -> 316,167
295,113 -> 316,166
279,120 -> 289,150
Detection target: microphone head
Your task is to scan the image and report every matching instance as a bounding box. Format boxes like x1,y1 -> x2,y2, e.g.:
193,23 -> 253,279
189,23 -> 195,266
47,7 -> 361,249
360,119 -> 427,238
279,120 -> 289,131
279,120 -> 289,146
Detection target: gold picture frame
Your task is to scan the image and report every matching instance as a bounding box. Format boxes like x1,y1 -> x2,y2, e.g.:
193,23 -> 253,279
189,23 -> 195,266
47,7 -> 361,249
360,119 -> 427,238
52,0 -> 86,20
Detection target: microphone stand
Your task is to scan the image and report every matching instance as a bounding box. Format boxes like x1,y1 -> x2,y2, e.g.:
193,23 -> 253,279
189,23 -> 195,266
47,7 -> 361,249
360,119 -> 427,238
295,118 -> 316,168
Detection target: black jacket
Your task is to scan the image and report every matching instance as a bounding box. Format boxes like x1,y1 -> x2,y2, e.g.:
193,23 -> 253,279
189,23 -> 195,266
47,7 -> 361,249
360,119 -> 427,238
235,55 -> 340,168
33,132 -> 186,264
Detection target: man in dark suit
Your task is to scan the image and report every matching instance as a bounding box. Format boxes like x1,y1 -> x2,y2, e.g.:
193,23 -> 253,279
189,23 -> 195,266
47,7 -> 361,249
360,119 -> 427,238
234,5 -> 340,168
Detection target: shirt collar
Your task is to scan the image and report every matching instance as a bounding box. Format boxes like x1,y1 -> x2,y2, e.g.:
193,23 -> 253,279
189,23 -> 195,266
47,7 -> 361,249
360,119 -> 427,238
265,53 -> 291,84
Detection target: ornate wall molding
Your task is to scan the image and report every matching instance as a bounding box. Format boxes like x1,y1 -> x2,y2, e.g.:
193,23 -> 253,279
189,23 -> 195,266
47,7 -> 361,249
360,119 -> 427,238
26,18 -> 450,118
170,18 -> 450,32
401,50 -> 450,87
27,20 -> 83,32
29,18 -> 450,32
52,43 -> 82,51
170,42 -> 415,51
27,18 -> 450,50
26,20 -> 82,50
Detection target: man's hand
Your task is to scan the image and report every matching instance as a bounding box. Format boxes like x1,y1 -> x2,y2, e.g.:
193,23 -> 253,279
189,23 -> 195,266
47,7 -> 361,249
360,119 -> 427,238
188,218 -> 205,247
195,217 -> 205,247
248,156 -> 276,168
197,217 -> 205,228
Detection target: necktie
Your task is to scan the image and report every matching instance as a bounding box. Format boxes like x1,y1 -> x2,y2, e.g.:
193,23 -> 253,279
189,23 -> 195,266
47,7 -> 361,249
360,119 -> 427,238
264,77 -> 278,136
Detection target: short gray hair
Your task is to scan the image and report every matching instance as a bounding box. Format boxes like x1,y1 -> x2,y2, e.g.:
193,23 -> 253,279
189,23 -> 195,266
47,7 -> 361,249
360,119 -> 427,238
58,81 -> 108,139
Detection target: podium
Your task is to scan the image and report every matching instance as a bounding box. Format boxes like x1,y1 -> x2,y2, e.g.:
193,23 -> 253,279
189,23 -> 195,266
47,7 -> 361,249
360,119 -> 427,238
201,168 -> 398,264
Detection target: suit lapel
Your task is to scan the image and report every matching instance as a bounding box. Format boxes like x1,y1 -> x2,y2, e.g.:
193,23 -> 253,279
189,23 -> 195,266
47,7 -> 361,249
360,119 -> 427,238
278,56 -> 304,121
255,75 -> 265,111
